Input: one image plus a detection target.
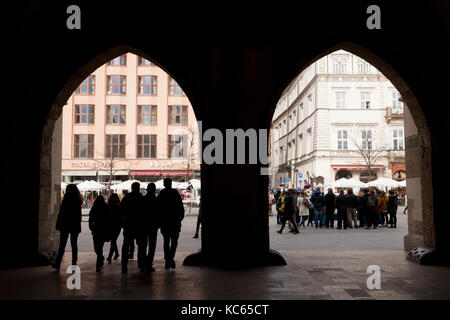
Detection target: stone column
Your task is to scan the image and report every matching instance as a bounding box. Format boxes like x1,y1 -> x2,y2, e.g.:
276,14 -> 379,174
38,108 -> 62,252
403,105 -> 435,250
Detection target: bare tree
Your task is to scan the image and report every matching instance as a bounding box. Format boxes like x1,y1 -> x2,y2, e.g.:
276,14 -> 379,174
183,124 -> 200,181
94,140 -> 137,194
349,128 -> 386,182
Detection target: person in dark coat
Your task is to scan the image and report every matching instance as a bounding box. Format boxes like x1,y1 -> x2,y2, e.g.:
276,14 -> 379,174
89,196 -> 111,272
335,190 -> 348,229
52,184 -> 83,270
387,190 -> 399,228
345,188 -> 359,228
157,178 -> 185,269
365,190 -> 378,229
277,190 -> 300,234
106,193 -> 122,263
274,190 -> 282,224
138,182 -> 159,273
324,188 -> 336,228
310,187 -> 325,228
120,182 -> 145,273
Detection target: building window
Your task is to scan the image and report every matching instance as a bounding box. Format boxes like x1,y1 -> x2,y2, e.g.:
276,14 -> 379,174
366,64 -> 372,73
137,105 -> 157,125
138,76 -> 157,95
137,134 -> 157,158
358,58 -> 364,74
138,56 -> 155,66
106,134 -> 126,158
392,91 -> 403,113
76,75 -> 95,94
360,92 -> 371,109
74,105 -> 95,124
337,130 -> 348,150
168,135 -> 187,159
333,59 -> 339,74
74,134 -> 94,158
106,105 -> 126,124
168,105 -> 188,125
336,92 -> 346,109
168,77 -> 185,96
107,54 -> 127,66
341,59 -> 347,73
393,129 -> 404,150
107,75 -> 126,95
361,130 -> 373,150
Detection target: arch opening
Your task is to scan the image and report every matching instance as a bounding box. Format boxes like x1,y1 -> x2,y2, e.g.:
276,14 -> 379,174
268,44 -> 434,254
38,47 -> 203,263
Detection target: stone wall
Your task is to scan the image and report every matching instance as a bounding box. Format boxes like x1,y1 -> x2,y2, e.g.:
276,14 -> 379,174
403,105 -> 435,250
38,106 -> 63,252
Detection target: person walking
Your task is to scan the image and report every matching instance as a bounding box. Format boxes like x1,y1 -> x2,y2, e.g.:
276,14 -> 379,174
89,196 -> 111,272
277,190 -> 300,234
52,184 -> 83,270
106,193 -> 122,263
335,190 -> 348,229
310,187 -> 325,228
324,188 -> 336,228
297,190 -> 312,227
274,190 -> 282,225
345,188 -> 359,228
138,182 -> 159,273
193,198 -> 202,238
387,190 -> 398,228
157,178 -> 185,269
120,182 -> 145,273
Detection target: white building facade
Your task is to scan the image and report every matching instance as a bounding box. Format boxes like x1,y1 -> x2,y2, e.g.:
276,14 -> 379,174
270,50 -> 405,190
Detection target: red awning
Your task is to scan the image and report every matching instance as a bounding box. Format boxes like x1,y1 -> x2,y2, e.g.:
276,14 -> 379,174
331,165 -> 385,171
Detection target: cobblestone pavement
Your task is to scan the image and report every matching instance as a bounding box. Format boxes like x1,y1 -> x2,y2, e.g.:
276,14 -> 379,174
76,206 -> 408,253
1,207 -> 449,299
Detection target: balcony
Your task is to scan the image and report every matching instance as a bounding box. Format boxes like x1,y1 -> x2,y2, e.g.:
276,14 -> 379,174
385,107 -> 404,123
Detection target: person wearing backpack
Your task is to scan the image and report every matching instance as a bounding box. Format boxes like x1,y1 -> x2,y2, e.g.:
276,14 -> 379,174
310,187 -> 325,228
277,190 -> 299,234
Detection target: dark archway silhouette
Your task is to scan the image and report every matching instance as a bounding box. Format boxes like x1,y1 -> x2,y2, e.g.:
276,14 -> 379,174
3,2 -> 449,269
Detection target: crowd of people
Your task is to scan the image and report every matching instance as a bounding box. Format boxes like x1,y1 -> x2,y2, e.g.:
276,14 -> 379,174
53,178 -> 185,274
273,186 -> 401,234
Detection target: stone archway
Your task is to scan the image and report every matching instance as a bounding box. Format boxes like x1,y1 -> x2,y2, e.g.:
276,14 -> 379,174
266,42 -> 435,253
38,45 -> 203,253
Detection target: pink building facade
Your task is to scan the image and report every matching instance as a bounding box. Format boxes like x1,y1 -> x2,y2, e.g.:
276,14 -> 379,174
61,53 -> 200,184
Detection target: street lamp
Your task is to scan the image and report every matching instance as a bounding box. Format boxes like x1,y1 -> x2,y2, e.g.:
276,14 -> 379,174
294,168 -> 299,189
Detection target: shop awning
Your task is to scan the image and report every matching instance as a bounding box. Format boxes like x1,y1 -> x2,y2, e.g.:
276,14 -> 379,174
130,170 -> 193,176
63,170 -> 129,176
331,165 -> 385,171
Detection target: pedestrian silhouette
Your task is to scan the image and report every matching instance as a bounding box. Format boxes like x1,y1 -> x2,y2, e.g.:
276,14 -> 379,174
138,182 -> 159,273
89,196 -> 111,272
193,198 -> 202,238
120,182 -> 144,273
52,184 -> 83,270
157,178 -> 185,269
106,193 -> 122,263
